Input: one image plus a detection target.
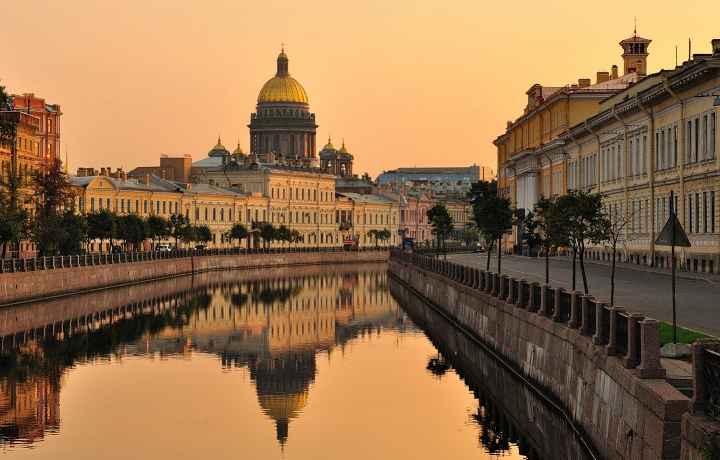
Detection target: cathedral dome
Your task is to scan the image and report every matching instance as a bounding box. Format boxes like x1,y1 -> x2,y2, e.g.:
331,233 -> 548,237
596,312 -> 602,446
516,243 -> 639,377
257,48 -> 309,103
322,136 -> 336,151
208,135 -> 230,157
339,141 -> 349,154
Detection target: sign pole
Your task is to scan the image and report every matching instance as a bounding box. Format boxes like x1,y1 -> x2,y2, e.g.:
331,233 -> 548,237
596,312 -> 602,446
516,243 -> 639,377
671,190 -> 676,344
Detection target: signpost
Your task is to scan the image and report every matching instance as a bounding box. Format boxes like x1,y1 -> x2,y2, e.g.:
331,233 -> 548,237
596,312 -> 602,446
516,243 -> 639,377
654,190 -> 691,344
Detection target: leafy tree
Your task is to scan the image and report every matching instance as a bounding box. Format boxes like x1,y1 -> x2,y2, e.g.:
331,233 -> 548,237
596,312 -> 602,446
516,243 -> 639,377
57,210 -> 88,255
462,228 -> 480,247
168,213 -> 189,248
555,189 -> 609,294
146,215 -> 168,249
260,223 -> 276,249
276,225 -> 292,248
195,225 -> 212,246
224,223 -> 249,248
470,181 -> 514,272
32,158 -> 76,256
604,205 -> 631,306
426,203 -> 454,259
87,209 -> 117,254
529,195 -> 569,284
118,214 -> 148,251
367,229 -> 379,247
377,228 -> 392,247
179,225 -> 198,245
290,229 -> 302,247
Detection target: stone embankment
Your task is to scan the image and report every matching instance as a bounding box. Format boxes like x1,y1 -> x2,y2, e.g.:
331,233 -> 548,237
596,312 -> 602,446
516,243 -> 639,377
0,250 -> 389,305
389,251 -> 703,460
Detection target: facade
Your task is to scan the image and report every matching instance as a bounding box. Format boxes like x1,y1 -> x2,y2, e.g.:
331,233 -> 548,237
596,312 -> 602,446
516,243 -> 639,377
563,39 -> 720,272
376,165 -> 485,189
10,93 -> 62,162
128,154 -> 193,183
495,33 -> 648,250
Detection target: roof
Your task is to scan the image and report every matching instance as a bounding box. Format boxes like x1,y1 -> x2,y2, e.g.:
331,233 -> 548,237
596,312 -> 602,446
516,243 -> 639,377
383,166 -> 478,175
336,192 -> 396,204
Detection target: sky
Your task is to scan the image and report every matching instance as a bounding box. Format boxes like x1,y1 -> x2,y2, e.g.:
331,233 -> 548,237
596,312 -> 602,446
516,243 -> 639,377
1,1 -> 719,179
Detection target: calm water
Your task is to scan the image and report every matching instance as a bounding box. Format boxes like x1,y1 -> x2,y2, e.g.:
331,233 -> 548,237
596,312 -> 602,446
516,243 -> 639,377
0,263 -> 593,460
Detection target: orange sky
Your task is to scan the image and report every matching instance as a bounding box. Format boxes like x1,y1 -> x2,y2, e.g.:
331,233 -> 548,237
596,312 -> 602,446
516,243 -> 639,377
1,1 -> 718,179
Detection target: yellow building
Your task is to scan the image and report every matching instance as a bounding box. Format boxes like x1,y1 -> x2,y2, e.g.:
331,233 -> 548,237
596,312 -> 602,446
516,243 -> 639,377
563,39 -> 720,273
494,33 -> 646,250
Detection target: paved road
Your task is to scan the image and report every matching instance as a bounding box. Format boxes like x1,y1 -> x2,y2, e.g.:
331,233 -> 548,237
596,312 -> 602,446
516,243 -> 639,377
446,252 -> 720,338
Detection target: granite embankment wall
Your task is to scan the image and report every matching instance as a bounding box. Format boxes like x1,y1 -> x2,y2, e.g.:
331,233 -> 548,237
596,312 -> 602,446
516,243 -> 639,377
389,256 -> 688,460
0,251 -> 389,305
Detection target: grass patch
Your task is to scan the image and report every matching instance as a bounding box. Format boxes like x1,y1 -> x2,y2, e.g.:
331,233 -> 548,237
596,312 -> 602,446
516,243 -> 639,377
659,322 -> 711,345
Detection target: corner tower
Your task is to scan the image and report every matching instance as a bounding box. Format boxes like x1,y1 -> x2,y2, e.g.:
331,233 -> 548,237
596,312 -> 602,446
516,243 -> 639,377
620,29 -> 651,75
248,48 -> 319,166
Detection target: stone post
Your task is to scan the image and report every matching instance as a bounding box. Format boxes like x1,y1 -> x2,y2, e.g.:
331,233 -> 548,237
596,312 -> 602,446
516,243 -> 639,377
498,274 -> 508,300
527,282 -> 539,312
689,338 -> 720,412
515,279 -> 526,309
478,270 -> 486,291
568,291 -> 582,328
592,302 -> 608,345
579,294 -> 594,336
490,273 -> 499,296
506,278 -> 516,304
538,284 -> 550,316
623,313 -> 644,369
605,306 -> 624,356
551,287 -> 565,322
472,269 -> 480,289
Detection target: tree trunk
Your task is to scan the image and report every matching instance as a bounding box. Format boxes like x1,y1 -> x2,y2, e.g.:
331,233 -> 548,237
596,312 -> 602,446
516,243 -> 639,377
486,241 -> 491,271
497,238 -> 502,273
611,240 -> 617,306
544,245 -> 549,284
571,248 -> 576,291
579,249 -> 589,294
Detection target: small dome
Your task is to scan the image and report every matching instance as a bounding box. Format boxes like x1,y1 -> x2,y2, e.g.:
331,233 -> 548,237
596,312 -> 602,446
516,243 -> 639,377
208,135 -> 230,158
213,135 -> 225,151
323,135 -> 336,151
339,140 -> 349,154
233,141 -> 246,155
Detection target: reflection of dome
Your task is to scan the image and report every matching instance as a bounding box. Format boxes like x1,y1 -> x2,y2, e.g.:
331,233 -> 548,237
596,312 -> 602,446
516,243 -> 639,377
257,49 -> 309,103
258,392 -> 309,443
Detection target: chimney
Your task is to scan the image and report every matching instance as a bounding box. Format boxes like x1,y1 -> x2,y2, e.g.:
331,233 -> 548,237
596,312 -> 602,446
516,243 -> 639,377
596,71 -> 610,84
161,169 -> 166,180
100,167 -> 106,176
122,172 -> 127,181
611,65 -> 619,79
77,168 -> 87,177
141,174 -> 150,185
712,39 -> 720,56
578,78 -> 591,88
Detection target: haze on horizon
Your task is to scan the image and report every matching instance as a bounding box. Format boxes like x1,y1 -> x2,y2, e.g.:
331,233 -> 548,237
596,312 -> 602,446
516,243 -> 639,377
1,0 -> 717,179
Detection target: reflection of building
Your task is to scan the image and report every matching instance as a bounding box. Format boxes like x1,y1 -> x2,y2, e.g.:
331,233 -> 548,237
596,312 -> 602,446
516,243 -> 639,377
0,373 -> 59,445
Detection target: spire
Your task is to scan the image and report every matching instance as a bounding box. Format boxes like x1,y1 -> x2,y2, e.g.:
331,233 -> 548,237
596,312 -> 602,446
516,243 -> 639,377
276,46 -> 289,76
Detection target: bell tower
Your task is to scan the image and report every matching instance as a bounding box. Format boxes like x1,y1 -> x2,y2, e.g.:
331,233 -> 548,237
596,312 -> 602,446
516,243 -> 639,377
620,27 -> 651,76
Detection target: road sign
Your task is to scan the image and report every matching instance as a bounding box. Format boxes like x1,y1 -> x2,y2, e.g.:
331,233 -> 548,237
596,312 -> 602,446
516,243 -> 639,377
655,214 -> 691,247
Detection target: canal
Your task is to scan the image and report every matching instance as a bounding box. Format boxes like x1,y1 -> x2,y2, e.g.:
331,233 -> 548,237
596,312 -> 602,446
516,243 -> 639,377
0,263 -> 594,459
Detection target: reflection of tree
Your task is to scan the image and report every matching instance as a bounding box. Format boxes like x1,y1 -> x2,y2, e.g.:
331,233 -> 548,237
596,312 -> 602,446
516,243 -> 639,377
472,406 -> 510,454
426,354 -> 452,378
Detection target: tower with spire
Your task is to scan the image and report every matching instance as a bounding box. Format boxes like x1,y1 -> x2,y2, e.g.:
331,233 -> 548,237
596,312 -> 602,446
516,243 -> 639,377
619,25 -> 651,75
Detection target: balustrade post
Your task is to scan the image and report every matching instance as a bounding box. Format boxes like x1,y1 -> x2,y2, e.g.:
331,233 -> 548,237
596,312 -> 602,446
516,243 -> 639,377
498,274 -> 508,300
623,313 -> 644,369
527,282 -> 539,312
515,279 -> 526,309
605,306 -> 624,356
688,338 -> 720,412
473,269 -> 482,289
490,273 -> 499,296
568,291 -> 582,328
592,302 -> 608,345
539,284 -> 550,316
579,295 -> 594,335
506,277 -> 516,304
551,287 -> 565,322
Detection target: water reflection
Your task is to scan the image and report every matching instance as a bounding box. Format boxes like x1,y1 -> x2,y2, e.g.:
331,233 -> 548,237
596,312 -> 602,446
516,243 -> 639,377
0,264 -> 397,450
389,276 -> 597,460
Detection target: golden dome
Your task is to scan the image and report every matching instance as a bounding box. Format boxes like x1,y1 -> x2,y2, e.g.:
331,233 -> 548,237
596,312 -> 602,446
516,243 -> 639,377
323,135 -> 336,151
233,141 -> 245,155
257,76 -> 309,103
339,140 -> 349,154
257,48 -> 309,104
213,135 -> 225,150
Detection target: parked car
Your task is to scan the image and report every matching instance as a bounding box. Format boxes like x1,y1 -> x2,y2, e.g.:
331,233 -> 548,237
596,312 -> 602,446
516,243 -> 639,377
156,244 -> 170,252
474,245 -> 485,253
111,245 -> 123,254
195,244 -> 206,250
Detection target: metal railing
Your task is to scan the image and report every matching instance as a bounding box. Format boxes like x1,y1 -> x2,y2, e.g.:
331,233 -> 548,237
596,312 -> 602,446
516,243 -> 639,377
704,349 -> 720,420
546,288 -> 555,316
587,300 -> 597,336
559,291 -> 572,323
617,313 -> 629,357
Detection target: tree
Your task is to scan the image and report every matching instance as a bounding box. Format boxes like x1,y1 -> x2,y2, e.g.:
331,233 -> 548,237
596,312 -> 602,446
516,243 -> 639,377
168,213 -> 189,248
87,209 -> 117,254
470,181 -> 514,272
118,214 -> 148,251
555,189 -> 609,294
290,229 -> 302,247
195,225 -> 212,246
426,203 -> 454,259
461,228 -> 480,247
377,228 -> 391,247
605,206 -> 630,306
179,225 -> 198,246
57,210 -> 88,255
225,223 -> 249,248
146,215 -> 168,249
32,158 -> 76,256
260,223 -> 276,249
528,195 -> 568,284
276,225 -> 292,248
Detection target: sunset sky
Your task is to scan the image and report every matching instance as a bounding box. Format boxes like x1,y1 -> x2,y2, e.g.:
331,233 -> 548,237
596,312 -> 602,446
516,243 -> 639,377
1,1 -> 718,179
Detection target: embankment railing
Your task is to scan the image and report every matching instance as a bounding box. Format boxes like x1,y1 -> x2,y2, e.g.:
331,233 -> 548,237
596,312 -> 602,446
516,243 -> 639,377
390,249 -> 666,379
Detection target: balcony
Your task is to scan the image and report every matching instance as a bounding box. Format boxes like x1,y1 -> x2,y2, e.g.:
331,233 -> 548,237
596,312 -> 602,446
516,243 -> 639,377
339,221 -> 353,230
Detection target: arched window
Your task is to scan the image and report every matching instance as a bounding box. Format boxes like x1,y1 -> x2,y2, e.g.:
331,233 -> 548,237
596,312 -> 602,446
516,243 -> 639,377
220,209 -> 224,221
212,208 -> 217,221
195,207 -> 200,220
204,208 -> 208,220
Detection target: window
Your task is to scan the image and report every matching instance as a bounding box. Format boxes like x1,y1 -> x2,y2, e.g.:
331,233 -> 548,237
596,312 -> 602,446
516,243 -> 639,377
47,119 -> 53,133
687,121 -> 693,163
91,197 -> 95,211
703,115 -> 708,160
144,200 -> 148,213
711,112 -> 717,158
107,198 -> 111,209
